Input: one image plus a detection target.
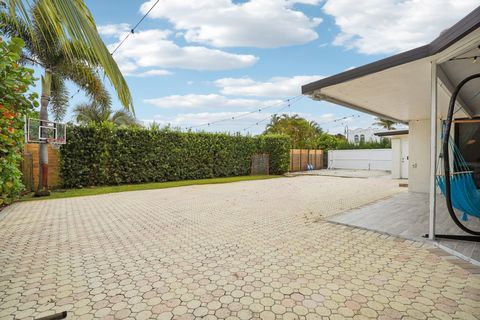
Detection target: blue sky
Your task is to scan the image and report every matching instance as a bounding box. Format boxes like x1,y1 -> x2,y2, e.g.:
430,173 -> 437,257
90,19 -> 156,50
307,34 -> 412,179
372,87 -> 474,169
55,0 -> 478,134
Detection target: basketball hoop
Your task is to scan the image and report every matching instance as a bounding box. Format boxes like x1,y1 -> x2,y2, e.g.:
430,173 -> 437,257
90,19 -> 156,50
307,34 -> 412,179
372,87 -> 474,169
47,138 -> 64,150
26,118 -> 67,146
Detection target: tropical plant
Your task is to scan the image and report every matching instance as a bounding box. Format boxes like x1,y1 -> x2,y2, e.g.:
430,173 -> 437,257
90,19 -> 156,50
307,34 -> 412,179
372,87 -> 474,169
264,114 -> 323,149
73,102 -> 137,127
4,0 -> 132,109
315,133 -> 340,150
1,0 -> 132,196
0,37 -> 38,205
373,118 -> 398,130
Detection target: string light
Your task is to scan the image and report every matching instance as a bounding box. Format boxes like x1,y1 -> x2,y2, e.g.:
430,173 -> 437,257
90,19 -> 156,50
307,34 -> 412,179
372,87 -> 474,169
187,96 -> 303,130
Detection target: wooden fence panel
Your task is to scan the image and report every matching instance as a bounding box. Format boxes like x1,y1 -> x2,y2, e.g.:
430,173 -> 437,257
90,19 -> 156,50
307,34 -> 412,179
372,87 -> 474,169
23,144 -> 61,189
20,152 -> 34,192
289,149 -> 323,172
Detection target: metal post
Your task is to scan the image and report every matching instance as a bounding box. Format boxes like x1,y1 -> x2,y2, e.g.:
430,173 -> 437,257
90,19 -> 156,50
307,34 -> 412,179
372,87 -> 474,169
429,61 -> 438,240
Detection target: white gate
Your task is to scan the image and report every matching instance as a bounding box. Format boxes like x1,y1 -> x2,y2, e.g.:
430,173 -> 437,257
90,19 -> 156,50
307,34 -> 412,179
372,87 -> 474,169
328,149 -> 392,171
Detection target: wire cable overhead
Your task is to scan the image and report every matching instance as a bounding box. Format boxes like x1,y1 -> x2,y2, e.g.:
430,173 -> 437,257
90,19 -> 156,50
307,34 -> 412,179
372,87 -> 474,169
110,0 -> 160,55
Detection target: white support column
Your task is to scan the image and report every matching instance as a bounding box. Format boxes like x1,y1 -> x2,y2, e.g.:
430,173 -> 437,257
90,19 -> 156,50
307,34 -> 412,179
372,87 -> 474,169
428,61 -> 438,240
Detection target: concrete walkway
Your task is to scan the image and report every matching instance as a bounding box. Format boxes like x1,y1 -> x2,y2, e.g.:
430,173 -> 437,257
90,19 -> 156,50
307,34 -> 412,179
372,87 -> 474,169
0,176 -> 478,319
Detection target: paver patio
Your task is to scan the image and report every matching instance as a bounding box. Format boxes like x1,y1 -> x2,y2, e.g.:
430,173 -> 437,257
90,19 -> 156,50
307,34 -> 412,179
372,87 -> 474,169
0,176 -> 479,319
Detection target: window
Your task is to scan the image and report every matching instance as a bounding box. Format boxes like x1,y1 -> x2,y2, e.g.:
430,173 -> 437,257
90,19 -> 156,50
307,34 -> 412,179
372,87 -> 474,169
354,135 -> 359,143
360,134 -> 365,143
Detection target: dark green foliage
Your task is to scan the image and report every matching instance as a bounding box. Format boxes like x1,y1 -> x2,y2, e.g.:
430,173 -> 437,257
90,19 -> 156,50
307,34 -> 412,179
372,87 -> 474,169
264,114 -> 323,149
60,124 -> 290,188
336,138 -> 392,150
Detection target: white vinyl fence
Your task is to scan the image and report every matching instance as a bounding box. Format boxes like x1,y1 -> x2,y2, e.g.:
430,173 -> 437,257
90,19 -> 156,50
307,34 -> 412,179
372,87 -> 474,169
328,149 -> 392,171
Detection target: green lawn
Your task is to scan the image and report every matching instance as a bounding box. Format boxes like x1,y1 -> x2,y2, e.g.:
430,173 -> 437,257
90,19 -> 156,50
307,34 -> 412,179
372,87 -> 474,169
20,175 -> 280,201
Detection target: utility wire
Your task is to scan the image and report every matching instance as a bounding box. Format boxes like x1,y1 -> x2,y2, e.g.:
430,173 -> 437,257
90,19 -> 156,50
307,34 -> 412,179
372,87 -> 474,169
241,96 -> 308,132
110,0 -> 160,55
187,96 -> 303,130
318,114 -> 360,126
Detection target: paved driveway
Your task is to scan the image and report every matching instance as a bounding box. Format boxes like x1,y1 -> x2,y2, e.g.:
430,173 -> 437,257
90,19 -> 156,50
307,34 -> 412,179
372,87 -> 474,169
0,176 -> 478,319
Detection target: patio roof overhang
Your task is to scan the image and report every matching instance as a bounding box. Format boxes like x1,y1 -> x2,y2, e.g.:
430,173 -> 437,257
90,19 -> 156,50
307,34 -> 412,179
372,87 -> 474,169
302,6 -> 480,243
302,6 -> 480,123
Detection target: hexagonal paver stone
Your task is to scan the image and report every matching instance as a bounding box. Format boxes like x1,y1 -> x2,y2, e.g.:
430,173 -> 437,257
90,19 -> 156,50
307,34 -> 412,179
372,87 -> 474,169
114,308 -> 131,319
157,311 -> 174,320
249,303 -> 264,313
237,309 -> 253,320
193,306 -> 209,317
260,310 -> 276,320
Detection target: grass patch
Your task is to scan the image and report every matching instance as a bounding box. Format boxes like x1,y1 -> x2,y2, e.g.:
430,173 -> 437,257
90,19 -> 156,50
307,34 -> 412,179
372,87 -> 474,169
20,175 -> 280,201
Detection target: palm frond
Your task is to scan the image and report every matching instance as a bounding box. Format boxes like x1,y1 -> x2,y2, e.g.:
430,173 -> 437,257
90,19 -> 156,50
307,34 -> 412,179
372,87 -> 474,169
49,74 -> 68,121
111,110 -> 137,127
73,101 -> 109,124
7,0 -> 133,112
0,10 -> 33,50
57,58 -> 111,108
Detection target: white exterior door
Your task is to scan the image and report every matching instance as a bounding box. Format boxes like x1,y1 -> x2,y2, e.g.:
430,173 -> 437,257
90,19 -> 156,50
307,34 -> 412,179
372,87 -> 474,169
401,138 -> 409,179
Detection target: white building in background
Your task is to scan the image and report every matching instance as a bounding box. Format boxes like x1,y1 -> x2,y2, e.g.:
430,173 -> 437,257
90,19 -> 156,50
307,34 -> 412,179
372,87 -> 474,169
346,127 -> 381,144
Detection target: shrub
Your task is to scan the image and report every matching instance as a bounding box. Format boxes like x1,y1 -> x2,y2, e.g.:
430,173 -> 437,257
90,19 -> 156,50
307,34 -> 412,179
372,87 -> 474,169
336,138 -> 391,150
0,38 -> 37,205
60,124 -> 290,188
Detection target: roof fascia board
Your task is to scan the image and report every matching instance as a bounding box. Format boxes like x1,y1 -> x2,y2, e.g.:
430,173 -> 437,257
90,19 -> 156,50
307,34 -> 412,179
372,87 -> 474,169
429,7 -> 480,54
375,130 -> 409,137
302,45 -> 430,94
302,6 -> 480,95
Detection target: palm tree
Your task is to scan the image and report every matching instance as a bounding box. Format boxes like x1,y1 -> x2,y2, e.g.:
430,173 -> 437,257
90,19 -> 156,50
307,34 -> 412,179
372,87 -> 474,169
5,0 -> 132,109
373,118 -> 398,130
1,0 -> 133,196
74,102 -> 137,127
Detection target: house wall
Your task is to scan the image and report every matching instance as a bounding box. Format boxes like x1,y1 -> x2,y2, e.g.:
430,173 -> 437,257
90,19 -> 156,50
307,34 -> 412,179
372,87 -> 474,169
408,119 -> 444,193
347,128 -> 381,144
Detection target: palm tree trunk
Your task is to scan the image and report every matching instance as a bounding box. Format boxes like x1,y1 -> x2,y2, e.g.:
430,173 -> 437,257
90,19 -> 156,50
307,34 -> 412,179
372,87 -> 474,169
36,70 -> 52,196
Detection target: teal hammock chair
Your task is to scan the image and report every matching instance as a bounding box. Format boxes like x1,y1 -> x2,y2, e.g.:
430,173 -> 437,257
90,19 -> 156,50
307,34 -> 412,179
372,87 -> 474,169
434,73 -> 480,241
436,140 -> 480,221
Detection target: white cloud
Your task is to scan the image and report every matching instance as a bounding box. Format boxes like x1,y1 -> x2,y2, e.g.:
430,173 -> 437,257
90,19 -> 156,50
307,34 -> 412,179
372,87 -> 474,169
323,0 -> 479,54
142,111 -> 273,133
101,25 -> 258,73
144,94 -> 282,109
215,75 -> 323,97
127,69 -> 173,77
140,0 -> 322,48
98,23 -> 130,37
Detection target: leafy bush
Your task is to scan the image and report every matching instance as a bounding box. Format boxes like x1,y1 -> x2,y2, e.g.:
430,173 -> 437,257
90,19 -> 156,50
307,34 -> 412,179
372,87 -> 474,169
60,123 -> 290,188
0,38 -> 37,205
336,138 -> 391,150
316,133 -> 342,151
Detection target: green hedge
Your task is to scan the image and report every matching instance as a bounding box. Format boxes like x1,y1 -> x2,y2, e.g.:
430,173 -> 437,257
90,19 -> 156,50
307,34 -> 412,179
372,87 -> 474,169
60,124 -> 290,188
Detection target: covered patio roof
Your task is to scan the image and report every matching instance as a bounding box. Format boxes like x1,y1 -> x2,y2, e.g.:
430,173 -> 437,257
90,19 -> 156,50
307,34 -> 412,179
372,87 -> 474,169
302,6 -> 480,122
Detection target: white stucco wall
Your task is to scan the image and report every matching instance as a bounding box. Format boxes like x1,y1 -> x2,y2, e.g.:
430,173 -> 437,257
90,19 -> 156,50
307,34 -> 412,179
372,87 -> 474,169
347,128 -> 381,144
328,149 -> 392,171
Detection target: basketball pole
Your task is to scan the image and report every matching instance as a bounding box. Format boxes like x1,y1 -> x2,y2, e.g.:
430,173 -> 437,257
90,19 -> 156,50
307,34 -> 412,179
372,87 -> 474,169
36,76 -> 51,197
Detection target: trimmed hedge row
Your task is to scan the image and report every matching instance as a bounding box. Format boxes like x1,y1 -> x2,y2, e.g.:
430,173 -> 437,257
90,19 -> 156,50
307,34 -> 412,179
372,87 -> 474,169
60,124 -> 290,188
